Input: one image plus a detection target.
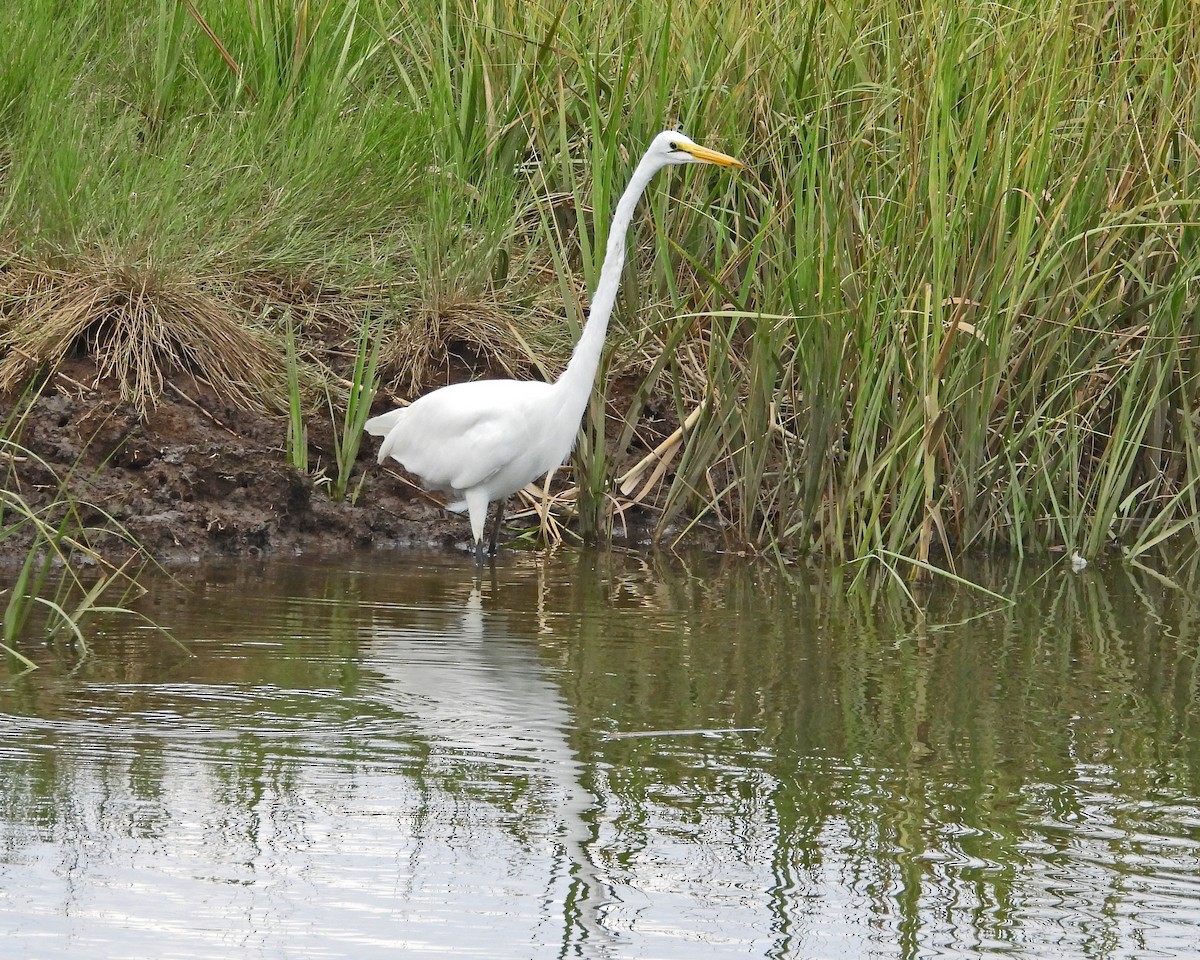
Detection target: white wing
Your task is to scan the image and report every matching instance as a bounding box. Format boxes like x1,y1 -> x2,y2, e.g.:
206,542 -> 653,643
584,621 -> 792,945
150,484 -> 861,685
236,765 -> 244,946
370,379 -> 556,495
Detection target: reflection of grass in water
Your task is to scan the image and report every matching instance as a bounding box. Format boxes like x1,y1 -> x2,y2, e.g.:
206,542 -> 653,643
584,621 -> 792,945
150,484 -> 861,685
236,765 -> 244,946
562,551 -> 1200,950
0,438 -> 157,670
1,1 -> 1199,565
555,551 -> 1200,776
2,550 -> 1198,951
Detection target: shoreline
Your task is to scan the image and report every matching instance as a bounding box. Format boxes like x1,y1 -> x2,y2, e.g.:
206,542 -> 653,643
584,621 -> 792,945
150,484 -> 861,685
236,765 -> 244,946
2,357 -> 687,569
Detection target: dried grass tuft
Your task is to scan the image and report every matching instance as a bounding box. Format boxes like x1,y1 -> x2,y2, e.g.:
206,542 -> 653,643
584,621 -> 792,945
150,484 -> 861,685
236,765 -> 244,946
0,257 -> 285,416
381,296 -> 548,398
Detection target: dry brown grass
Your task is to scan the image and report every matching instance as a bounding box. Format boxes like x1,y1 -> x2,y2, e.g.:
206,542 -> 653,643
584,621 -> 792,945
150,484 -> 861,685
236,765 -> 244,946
379,295 -> 555,399
0,255 -> 286,415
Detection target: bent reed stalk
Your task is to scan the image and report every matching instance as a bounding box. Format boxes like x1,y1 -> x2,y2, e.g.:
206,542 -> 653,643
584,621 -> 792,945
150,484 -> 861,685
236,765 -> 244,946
1,0 -> 1199,567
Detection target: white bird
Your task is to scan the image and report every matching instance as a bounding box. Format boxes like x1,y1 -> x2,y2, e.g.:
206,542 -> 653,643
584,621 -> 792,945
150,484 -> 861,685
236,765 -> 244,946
365,130 -> 745,562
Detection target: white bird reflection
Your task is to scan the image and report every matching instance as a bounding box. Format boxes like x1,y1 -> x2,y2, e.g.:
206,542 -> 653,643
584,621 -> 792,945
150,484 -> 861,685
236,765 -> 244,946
363,583 -> 614,957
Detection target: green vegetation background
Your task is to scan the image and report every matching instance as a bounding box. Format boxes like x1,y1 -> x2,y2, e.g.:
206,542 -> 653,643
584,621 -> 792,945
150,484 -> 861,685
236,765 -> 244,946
2,0 -> 1199,565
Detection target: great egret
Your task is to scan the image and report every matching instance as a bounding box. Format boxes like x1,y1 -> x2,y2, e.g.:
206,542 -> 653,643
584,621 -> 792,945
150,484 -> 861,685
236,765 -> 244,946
365,130 -> 744,562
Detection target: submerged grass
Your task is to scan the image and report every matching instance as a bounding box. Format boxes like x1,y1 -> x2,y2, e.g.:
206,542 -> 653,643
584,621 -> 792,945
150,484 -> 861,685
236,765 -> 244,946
1,0 -> 1199,566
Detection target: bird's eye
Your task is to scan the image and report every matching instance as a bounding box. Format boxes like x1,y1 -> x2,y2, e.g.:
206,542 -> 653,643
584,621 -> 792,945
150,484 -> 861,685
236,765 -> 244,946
668,141 -> 679,151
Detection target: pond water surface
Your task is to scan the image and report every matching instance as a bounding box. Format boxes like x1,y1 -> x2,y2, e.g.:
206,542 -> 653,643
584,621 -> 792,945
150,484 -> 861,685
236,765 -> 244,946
3,549 -> 1200,958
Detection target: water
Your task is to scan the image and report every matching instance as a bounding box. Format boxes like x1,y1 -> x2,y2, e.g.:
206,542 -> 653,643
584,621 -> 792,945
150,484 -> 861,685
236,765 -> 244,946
3,550 -> 1200,958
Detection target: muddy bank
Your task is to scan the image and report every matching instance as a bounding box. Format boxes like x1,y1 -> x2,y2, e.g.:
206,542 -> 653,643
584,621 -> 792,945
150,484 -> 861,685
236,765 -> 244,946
3,359 -> 669,567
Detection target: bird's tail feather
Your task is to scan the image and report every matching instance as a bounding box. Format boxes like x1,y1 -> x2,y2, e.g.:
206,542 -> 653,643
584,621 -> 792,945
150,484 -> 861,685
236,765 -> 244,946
364,409 -> 404,437
365,409 -> 408,465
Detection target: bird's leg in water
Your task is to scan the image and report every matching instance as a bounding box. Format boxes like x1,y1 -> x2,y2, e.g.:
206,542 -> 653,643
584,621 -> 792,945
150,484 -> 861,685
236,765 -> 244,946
488,500 -> 506,557
474,538 -> 486,565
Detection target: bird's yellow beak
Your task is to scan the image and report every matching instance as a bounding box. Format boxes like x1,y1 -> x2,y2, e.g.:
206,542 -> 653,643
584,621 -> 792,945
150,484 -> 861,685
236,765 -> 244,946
678,142 -> 745,168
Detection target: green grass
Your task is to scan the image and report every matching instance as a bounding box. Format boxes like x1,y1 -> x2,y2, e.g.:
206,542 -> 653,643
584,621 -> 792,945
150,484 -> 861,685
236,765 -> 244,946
0,439 -> 155,668
2,0 -> 1199,566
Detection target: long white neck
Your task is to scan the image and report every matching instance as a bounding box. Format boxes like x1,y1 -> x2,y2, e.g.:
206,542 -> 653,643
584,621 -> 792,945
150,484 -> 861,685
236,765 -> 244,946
551,152 -> 661,427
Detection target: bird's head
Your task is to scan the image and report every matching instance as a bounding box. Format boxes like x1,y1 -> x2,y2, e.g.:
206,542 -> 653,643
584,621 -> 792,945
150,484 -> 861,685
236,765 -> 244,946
648,130 -> 745,170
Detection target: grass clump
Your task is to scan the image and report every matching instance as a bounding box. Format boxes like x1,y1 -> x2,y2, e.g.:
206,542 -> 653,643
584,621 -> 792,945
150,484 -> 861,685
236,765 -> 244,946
0,256 -> 285,415
0,438 -> 154,669
0,0 -> 1198,567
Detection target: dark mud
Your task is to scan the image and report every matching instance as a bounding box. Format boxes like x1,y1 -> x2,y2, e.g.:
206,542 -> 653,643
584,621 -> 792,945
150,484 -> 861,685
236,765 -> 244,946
2,360 -> 678,567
